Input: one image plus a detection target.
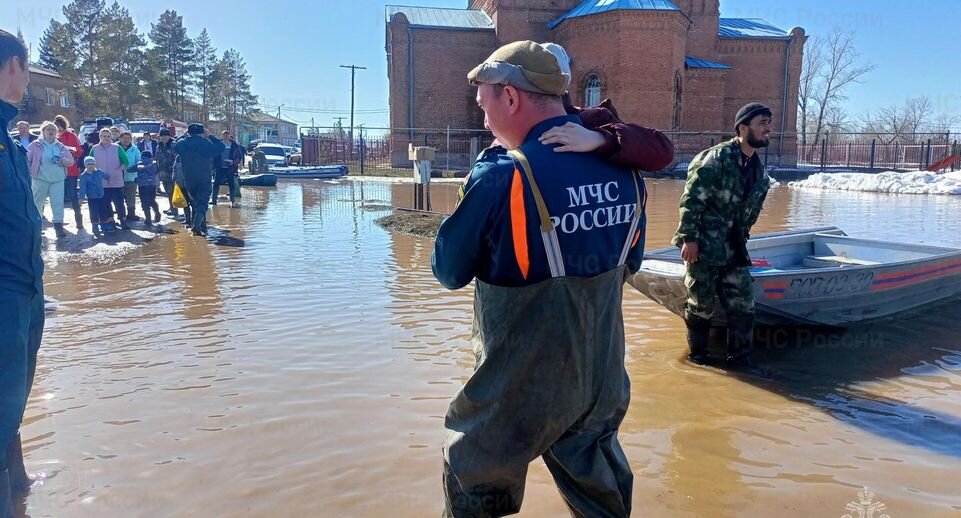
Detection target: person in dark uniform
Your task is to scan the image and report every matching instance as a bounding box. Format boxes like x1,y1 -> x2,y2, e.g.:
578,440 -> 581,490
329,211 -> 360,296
433,40 -> 645,517
0,29 -> 46,515
673,103 -> 773,376
174,124 -> 224,236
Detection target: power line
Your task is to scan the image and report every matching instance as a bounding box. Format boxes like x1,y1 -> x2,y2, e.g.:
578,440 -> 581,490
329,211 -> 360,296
256,103 -> 386,115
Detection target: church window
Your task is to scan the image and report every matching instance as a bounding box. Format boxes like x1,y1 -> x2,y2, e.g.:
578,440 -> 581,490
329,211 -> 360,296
584,74 -> 601,107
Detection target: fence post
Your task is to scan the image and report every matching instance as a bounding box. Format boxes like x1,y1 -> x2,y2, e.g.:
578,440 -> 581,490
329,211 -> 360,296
446,126 -> 451,173
869,139 -> 876,171
819,132 -> 828,172
846,142 -> 851,168
924,138 -> 932,170
470,137 -> 478,164
359,131 -> 365,176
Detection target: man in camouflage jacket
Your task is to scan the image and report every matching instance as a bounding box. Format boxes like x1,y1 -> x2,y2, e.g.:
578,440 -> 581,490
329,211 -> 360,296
672,103 -> 773,373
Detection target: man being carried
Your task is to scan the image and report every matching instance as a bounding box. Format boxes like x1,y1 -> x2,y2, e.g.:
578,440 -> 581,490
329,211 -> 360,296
434,40 -> 645,517
673,103 -> 773,376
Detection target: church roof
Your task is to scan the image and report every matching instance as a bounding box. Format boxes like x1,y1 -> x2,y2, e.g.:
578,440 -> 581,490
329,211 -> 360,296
386,6 -> 494,30
685,56 -> 731,70
718,18 -> 791,39
548,0 -> 683,29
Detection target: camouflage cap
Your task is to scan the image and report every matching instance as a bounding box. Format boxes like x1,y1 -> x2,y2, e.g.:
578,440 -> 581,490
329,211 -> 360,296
468,40 -> 570,96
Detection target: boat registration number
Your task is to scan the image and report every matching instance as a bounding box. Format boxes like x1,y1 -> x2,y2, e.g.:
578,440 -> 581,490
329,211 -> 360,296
783,272 -> 875,299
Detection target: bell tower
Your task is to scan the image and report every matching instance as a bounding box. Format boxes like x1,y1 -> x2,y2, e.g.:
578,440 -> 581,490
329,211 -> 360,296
469,0 -> 582,46
673,0 -> 720,59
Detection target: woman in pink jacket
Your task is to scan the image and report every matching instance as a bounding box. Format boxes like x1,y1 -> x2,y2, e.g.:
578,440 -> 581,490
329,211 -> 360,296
89,128 -> 130,229
26,121 -> 75,238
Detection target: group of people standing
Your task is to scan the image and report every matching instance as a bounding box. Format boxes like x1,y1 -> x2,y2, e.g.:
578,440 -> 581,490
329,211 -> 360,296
12,116 -> 246,239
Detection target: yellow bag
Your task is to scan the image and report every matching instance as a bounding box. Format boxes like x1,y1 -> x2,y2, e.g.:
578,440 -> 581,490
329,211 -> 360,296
172,183 -> 187,209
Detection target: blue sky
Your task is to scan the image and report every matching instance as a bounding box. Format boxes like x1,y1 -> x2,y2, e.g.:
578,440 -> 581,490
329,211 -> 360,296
9,0 -> 961,130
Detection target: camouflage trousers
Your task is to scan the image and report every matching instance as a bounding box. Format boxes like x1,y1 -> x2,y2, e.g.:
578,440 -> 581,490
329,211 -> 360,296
683,262 -> 754,322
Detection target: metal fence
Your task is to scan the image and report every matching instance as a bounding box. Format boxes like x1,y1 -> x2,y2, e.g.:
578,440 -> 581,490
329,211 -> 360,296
297,127 -> 959,175
797,133 -> 959,172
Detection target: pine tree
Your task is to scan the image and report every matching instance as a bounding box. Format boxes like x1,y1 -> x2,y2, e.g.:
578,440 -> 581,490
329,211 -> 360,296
38,22 -> 65,72
211,49 -> 257,132
148,10 -> 195,120
100,2 -> 146,119
58,0 -> 109,115
191,29 -> 219,124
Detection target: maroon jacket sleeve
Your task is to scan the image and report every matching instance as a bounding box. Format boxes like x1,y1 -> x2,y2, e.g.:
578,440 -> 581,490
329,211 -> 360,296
569,97 -> 675,172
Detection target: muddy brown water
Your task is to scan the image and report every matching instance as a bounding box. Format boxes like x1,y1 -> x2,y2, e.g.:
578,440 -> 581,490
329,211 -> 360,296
26,179 -> 961,517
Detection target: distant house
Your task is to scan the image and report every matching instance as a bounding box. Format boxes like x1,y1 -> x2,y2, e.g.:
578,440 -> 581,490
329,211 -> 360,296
16,65 -> 81,128
247,111 -> 298,146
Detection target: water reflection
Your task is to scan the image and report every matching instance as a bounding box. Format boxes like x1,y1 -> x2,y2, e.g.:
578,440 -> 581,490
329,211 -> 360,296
749,300 -> 961,458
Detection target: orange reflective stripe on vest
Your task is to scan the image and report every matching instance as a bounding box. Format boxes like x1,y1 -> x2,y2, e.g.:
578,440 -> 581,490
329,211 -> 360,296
510,167 -> 530,280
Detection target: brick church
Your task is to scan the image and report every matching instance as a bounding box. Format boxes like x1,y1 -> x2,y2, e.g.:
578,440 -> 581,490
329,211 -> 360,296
386,0 -> 806,168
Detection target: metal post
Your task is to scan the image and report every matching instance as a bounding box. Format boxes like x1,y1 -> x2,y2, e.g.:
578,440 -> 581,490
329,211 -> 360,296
820,133 -> 828,172
359,129 -> 365,176
925,138 -> 932,170
446,126 -> 451,173
869,139 -> 876,171
846,142 -> 851,168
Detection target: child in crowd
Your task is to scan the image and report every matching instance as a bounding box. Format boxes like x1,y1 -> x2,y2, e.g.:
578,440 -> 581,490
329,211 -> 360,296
136,151 -> 161,225
78,156 -> 109,237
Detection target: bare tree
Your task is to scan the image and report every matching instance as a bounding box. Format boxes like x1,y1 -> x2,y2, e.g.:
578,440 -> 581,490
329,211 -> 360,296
863,97 -> 957,143
861,104 -> 908,143
904,96 -> 933,135
810,30 -> 875,146
797,37 -> 824,149
928,113 -> 961,135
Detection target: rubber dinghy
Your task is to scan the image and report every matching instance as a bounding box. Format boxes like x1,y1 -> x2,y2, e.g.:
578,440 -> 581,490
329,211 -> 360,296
631,227 -> 961,327
269,165 -> 348,179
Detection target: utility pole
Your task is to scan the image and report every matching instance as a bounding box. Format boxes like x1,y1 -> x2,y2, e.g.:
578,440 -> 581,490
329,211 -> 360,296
340,64 -> 366,160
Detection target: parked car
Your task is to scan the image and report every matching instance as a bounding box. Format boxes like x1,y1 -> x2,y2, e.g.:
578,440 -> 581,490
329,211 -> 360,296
78,118 -> 129,143
255,144 -> 289,167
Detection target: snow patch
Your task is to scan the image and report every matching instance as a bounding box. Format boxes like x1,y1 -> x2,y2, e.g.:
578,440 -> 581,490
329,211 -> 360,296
789,170 -> 961,195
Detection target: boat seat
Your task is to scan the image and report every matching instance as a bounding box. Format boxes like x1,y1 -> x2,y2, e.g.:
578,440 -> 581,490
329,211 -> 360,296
803,255 -> 880,268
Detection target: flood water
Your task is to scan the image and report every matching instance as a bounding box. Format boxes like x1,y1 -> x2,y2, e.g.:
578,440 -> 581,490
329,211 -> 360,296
27,179 -> 961,517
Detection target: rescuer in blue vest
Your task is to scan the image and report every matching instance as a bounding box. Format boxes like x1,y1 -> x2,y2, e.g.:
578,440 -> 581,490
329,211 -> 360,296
433,40 -> 646,517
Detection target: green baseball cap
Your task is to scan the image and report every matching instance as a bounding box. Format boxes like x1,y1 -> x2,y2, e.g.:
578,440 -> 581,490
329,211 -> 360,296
468,40 -> 570,96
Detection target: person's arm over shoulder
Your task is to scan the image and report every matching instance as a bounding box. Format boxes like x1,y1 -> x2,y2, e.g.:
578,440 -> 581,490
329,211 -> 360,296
432,156 -> 509,290
673,151 -> 718,246
594,122 -> 674,172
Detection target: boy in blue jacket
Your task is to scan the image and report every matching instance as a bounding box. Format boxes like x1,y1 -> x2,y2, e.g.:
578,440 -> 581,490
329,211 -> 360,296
79,156 -> 108,237
135,151 -> 161,225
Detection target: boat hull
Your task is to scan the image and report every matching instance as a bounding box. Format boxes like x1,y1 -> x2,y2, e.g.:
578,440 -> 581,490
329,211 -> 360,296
238,173 -> 277,187
270,165 -> 348,179
631,228 -> 961,327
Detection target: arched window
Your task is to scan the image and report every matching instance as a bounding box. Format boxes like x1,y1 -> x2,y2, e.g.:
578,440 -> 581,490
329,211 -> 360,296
584,74 -> 601,107
672,71 -> 683,130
